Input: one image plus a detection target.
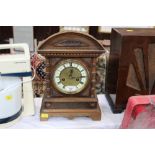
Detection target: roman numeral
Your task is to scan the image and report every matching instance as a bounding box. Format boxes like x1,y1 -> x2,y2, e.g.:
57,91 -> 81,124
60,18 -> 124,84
80,81 -> 84,84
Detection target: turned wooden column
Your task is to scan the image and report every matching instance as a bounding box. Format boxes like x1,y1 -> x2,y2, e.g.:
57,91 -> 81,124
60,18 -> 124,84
45,58 -> 51,98
91,58 -> 97,97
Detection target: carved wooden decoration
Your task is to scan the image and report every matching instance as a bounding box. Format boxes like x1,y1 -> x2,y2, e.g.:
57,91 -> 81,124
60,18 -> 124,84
38,31 -> 105,120
105,28 -> 155,113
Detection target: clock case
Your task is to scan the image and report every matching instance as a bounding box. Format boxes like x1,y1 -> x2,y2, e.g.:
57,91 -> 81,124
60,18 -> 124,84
105,28 -> 155,113
38,31 -> 105,120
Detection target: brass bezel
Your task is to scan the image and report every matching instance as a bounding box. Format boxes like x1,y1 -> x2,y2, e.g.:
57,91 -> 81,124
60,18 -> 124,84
52,59 -> 90,95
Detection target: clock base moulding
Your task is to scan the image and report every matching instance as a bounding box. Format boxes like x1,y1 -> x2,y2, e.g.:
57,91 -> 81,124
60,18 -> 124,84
40,97 -> 101,121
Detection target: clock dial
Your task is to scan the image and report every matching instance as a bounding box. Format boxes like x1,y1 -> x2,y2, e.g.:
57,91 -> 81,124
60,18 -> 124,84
53,59 -> 89,94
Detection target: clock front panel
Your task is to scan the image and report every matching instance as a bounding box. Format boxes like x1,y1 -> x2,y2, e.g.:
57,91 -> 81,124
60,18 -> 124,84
50,58 -> 92,97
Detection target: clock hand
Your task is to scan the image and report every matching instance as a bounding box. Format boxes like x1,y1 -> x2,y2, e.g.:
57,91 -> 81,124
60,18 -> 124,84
69,69 -> 73,78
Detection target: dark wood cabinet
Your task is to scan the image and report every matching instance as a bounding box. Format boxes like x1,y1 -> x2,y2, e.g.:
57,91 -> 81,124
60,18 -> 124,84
0,26 -> 13,41
105,28 -> 155,113
33,26 -> 60,42
89,26 -> 111,40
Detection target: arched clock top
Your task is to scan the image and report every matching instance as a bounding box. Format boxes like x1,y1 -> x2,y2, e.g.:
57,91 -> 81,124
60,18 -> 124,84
37,31 -> 105,57
38,31 -> 104,50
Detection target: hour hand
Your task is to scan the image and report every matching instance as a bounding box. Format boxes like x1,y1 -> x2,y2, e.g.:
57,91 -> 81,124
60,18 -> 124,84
69,69 -> 73,78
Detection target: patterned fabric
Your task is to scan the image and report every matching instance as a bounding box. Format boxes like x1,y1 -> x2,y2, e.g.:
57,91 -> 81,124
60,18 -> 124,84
96,54 -> 106,94
31,53 -> 46,80
31,53 -> 46,97
96,51 -> 109,94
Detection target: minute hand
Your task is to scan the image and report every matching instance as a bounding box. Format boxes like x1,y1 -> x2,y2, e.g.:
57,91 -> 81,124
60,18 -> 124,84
69,69 -> 73,78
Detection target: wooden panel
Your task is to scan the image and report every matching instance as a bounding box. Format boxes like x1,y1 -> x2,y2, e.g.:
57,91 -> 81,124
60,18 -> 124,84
89,26 -> 111,40
126,64 -> 141,90
105,28 -> 155,113
0,26 -> 13,41
38,31 -> 104,50
148,43 -> 155,93
40,96 -> 101,121
44,97 -> 98,103
33,26 -> 59,41
134,48 -> 145,88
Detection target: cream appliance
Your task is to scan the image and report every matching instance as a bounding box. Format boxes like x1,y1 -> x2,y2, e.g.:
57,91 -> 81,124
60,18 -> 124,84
0,43 -> 35,127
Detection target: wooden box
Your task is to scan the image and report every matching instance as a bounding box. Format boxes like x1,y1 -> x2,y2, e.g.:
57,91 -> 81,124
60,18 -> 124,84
105,28 -> 155,113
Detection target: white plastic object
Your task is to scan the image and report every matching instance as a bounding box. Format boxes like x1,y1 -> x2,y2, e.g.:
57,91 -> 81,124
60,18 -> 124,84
0,43 -> 35,126
0,43 -> 31,75
0,77 -> 22,119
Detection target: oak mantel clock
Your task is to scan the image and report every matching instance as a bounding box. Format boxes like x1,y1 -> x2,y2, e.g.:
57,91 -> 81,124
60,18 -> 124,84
38,31 -> 105,121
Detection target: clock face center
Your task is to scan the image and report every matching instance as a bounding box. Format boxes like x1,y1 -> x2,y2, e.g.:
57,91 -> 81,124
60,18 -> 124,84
53,59 -> 89,94
60,67 -> 82,86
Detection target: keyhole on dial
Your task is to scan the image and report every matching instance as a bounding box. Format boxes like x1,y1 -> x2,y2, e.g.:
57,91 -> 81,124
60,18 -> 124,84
76,78 -> 79,81
62,78 -> 65,81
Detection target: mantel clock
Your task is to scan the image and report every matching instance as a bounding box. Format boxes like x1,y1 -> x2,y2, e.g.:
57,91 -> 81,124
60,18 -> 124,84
38,31 -> 105,120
